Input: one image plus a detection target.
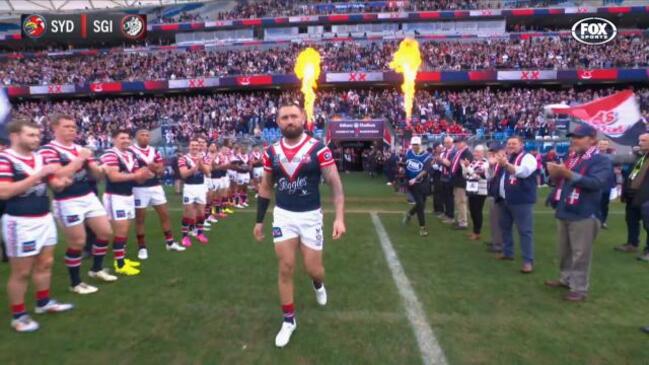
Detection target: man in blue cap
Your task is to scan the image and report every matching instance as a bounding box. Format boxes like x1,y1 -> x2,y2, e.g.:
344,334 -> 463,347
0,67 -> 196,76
545,123 -> 612,302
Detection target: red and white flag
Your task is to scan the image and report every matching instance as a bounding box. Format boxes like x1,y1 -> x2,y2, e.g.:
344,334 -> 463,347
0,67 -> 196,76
552,90 -> 645,145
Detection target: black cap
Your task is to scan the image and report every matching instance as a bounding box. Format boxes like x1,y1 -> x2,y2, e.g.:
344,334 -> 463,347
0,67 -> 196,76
567,124 -> 597,138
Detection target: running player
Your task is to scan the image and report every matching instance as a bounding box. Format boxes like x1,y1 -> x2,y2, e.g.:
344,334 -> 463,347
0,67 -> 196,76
130,129 -> 185,260
0,120 -> 74,332
179,137 -> 210,247
250,145 -> 264,197
39,114 -> 116,294
100,130 -> 154,276
253,103 -> 346,348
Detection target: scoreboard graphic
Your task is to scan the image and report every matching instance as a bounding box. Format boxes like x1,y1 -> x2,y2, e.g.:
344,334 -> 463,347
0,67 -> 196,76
21,13 -> 146,42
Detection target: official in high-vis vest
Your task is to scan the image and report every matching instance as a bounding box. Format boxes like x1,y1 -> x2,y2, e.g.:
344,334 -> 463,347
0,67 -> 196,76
545,124 -> 612,302
491,136 -> 538,273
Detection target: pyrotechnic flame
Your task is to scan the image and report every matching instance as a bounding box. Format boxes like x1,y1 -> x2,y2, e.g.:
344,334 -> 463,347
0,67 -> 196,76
294,47 -> 321,130
389,38 -> 422,125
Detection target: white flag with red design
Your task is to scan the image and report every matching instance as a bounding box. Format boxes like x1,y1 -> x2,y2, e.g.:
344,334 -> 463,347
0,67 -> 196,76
552,90 -> 645,146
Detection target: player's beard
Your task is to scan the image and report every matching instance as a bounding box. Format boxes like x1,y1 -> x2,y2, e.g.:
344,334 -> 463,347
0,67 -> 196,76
281,124 -> 304,139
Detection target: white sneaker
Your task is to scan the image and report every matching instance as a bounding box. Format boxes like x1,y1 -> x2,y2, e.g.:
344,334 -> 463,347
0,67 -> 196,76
207,216 -> 218,223
69,282 -> 99,295
204,221 -> 212,228
35,299 -> 74,314
88,269 -> 118,282
202,226 -> 211,232
235,204 -> 244,209
274,320 -> 297,348
314,284 -> 327,306
11,315 -> 39,333
190,229 -> 198,237
242,202 -> 249,207
138,248 -> 148,260
166,242 -> 187,252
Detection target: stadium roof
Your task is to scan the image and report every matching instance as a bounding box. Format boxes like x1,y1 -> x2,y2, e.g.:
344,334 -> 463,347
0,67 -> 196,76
0,0 -> 205,12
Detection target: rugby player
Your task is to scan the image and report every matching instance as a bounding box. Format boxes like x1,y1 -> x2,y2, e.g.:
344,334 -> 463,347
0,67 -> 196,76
0,120 -> 74,332
179,137 -> 211,247
253,104 -> 346,348
130,129 -> 185,260
39,114 -> 116,294
100,130 -> 154,276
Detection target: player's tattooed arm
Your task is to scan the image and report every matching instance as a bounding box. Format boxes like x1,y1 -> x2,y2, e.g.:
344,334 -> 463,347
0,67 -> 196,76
322,164 -> 346,240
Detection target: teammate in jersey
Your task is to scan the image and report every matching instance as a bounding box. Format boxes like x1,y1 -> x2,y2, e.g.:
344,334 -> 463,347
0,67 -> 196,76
212,146 -> 232,219
253,104 -> 346,348
250,145 -> 264,197
39,115 -> 116,294
100,130 -> 154,276
206,142 -> 230,222
0,120 -> 74,332
235,146 -> 251,208
130,129 -> 185,260
196,137 -> 212,232
226,144 -> 239,212
222,146 -> 235,214
179,137 -> 211,247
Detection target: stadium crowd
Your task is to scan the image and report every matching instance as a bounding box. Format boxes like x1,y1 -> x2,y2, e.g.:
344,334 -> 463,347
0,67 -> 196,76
13,87 -> 649,148
213,0 -> 566,20
1,35 -> 647,86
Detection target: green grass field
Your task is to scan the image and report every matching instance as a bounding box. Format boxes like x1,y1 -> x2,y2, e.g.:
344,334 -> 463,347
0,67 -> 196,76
0,173 -> 647,365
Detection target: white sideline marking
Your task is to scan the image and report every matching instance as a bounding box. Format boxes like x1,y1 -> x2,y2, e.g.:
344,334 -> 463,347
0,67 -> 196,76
165,208 -> 624,215
370,213 -> 448,365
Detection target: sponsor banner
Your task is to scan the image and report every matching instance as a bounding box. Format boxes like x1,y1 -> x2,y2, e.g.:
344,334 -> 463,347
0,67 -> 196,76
121,81 -> 145,92
328,120 -> 384,141
325,72 -> 384,83
89,82 -> 122,93
469,9 -> 502,16
288,15 -> 319,23
272,74 -> 300,85
496,70 -> 557,81
6,86 -> 29,97
565,6 -> 596,14
618,68 -> 649,81
143,80 -> 168,90
168,78 -> 219,89
378,12 -> 408,19
416,71 -> 442,82
235,75 -> 273,86
576,69 -> 618,80
204,20 -> 234,28
29,84 -> 75,95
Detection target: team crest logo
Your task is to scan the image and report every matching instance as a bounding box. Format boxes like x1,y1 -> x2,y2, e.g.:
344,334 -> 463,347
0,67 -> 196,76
22,240 -> 36,253
323,151 -> 332,161
23,15 -> 46,39
134,199 -> 141,206
116,210 -> 126,218
272,227 -> 283,238
120,14 -> 146,40
66,215 -> 80,224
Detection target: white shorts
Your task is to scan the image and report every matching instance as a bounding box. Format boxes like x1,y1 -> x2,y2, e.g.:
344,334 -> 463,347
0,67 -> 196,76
103,193 -> 135,221
52,192 -> 107,227
272,206 -> 324,251
236,172 -> 251,185
227,170 -> 237,181
212,176 -> 228,190
134,185 -> 168,209
183,183 -> 207,205
253,167 -> 264,179
208,178 -> 219,191
2,213 -> 57,258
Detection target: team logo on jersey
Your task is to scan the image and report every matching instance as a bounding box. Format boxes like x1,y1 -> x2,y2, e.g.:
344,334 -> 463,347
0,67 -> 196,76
272,227 -> 283,238
66,215 -> 80,224
23,15 -> 46,39
22,240 -> 36,253
406,160 -> 424,172
323,151 -> 333,161
116,210 -> 126,218
183,197 -> 190,204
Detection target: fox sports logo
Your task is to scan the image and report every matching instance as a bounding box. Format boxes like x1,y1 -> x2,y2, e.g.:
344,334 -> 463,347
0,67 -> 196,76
572,17 -> 617,45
